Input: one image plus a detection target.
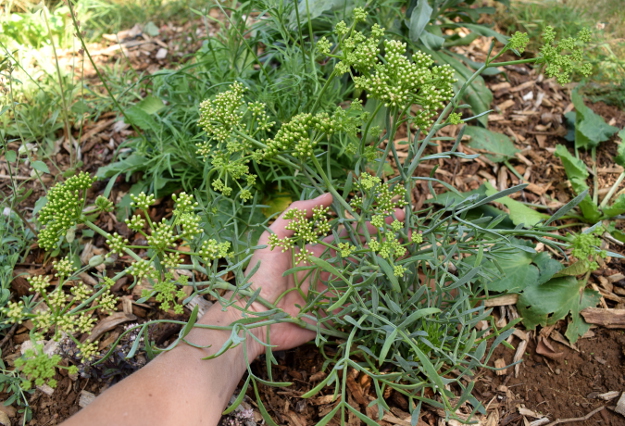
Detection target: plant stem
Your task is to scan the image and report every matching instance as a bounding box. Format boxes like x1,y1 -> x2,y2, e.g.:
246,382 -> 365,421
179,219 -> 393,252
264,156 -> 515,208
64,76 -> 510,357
311,155 -> 357,217
591,147 -> 599,205
599,171 -> 624,209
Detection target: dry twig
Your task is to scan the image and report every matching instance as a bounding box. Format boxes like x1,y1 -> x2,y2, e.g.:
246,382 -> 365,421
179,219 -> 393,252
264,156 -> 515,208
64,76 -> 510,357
544,406 -> 605,426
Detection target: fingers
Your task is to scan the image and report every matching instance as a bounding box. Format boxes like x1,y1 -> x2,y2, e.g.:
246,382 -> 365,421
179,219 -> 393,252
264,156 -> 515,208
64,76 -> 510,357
258,193 -> 333,245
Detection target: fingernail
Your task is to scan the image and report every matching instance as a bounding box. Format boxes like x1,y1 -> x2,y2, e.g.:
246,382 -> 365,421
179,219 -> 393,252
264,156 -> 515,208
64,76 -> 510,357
313,193 -> 328,200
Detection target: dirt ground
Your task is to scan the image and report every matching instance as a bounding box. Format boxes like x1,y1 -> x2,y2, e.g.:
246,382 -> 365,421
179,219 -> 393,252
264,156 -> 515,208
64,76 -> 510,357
2,17 -> 625,426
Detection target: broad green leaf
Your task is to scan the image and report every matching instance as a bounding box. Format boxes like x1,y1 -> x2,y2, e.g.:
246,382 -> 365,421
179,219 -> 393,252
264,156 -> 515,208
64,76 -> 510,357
554,144 -> 588,185
615,128 -> 625,167
31,160 -> 49,174
5,150 -> 16,163
125,105 -> 157,130
71,100 -> 89,115
603,193 -> 625,217
517,277 -> 600,343
467,239 -> 562,293
464,126 -> 519,163
409,0 -> 433,42
554,145 -> 601,222
484,182 -> 548,227
554,260 -> 590,277
565,287 -> 600,343
571,90 -> 619,150
136,95 -> 165,115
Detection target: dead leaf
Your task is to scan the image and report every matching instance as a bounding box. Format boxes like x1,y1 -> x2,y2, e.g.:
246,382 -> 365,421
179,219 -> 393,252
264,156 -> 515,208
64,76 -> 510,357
536,336 -> 564,360
88,312 -> 137,342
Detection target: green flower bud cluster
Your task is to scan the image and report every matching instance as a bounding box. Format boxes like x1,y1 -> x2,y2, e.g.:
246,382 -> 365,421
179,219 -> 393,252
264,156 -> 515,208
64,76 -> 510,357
76,340 -> 99,362
94,195 -> 114,213
352,40 -> 455,127
198,239 -> 231,262
196,84 -> 269,202
540,26 -> 592,84
263,102 -> 364,159
448,112 -> 463,125
141,272 -> 188,314
38,172 -> 96,250
197,82 -> 246,144
508,31 -> 530,54
268,206 -> 331,253
352,173 -> 407,214
570,228 -> 606,272
53,257 -> 74,280
323,11 -> 455,129
14,344 -> 62,389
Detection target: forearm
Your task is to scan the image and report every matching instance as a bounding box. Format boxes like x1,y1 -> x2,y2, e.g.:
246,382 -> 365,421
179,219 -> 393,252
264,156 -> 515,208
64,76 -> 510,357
61,303 -> 262,426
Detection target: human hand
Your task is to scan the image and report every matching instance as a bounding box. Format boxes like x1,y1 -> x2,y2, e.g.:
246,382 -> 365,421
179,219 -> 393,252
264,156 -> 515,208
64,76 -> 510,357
241,193 -> 334,357
238,193 -> 406,359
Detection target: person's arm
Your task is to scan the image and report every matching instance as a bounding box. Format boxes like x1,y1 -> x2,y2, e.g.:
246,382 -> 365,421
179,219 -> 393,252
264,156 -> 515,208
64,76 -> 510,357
61,193 -> 335,426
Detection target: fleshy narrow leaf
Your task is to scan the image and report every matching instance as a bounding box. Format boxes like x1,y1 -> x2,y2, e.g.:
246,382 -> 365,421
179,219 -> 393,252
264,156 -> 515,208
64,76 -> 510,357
544,189 -> 589,226
222,375 -> 251,415
378,327 -> 399,365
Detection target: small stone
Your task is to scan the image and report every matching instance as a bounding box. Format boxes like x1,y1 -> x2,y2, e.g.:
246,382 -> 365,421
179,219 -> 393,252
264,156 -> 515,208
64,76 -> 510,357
555,368 -> 561,375
155,48 -> 168,60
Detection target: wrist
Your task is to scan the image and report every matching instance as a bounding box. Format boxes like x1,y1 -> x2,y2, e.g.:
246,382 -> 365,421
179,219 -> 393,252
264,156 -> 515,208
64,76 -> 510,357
203,299 -> 267,360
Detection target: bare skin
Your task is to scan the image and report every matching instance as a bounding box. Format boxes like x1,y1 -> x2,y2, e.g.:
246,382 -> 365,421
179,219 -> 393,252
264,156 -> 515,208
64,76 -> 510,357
61,193 -> 404,426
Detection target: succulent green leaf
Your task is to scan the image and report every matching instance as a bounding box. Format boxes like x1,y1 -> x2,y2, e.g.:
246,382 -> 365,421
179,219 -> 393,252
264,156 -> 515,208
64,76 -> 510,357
464,126 -> 520,163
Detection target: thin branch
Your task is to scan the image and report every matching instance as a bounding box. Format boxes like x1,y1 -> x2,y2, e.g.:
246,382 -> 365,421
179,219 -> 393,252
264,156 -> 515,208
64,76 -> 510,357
545,406 -> 605,426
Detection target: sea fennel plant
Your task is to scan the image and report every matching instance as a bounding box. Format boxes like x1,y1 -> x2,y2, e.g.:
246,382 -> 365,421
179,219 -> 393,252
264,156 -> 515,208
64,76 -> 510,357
3,11 -> 594,425
198,15 -> 593,423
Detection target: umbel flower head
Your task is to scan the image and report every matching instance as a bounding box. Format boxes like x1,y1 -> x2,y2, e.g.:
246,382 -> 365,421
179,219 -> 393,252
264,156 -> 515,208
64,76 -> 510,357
196,84 -> 264,201
37,172 -> 96,250
540,26 -> 592,84
321,11 -> 456,129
